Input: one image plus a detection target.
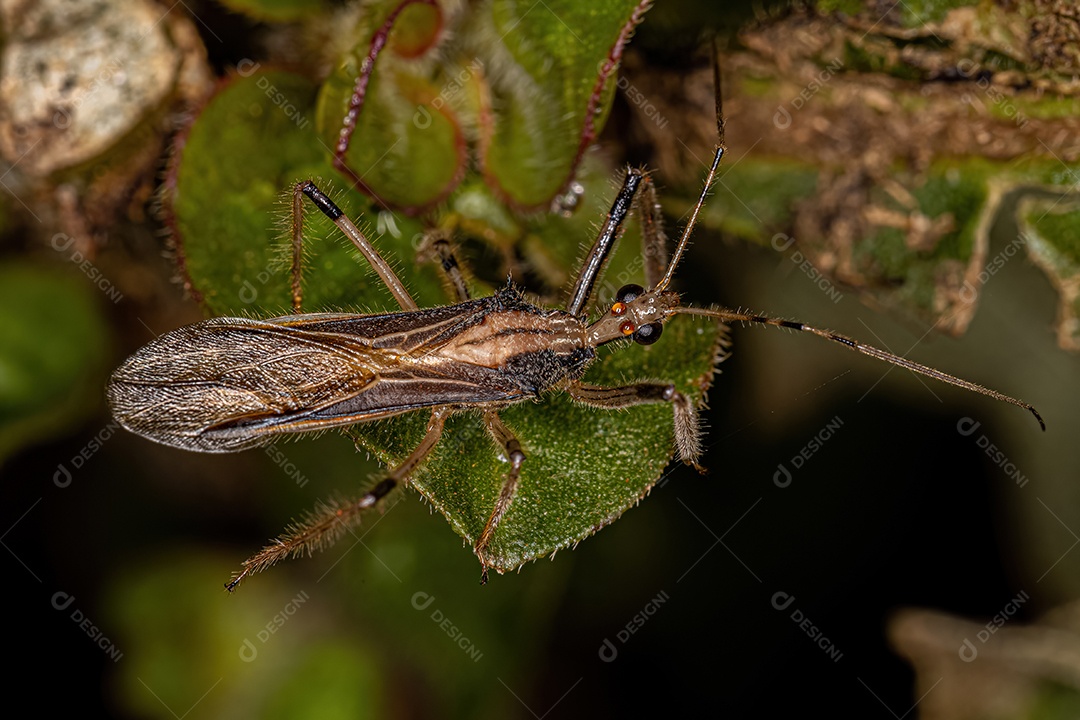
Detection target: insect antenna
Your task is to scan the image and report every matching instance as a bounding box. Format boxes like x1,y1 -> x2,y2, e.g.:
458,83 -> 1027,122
653,46 -> 725,293
670,306 -> 1045,430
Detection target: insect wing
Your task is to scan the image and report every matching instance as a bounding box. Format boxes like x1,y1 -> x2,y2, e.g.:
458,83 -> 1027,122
108,303 -> 524,452
108,317 -> 383,451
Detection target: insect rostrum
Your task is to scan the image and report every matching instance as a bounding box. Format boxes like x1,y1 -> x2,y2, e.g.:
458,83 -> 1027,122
110,144 -> 1042,591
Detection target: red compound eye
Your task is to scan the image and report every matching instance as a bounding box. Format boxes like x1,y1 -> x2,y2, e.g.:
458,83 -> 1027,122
611,302 -> 627,316
620,321 -> 636,336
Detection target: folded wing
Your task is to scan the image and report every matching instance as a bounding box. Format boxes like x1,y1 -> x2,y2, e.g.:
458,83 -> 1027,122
108,315 -> 524,452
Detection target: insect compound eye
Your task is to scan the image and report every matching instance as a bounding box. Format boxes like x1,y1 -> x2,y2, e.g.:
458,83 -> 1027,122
633,322 -> 663,345
616,284 -> 645,304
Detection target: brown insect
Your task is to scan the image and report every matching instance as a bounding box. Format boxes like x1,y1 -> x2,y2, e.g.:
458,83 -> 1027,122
108,74 -> 1043,590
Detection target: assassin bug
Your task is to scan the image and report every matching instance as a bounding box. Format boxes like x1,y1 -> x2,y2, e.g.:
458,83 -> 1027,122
108,65 -> 1043,590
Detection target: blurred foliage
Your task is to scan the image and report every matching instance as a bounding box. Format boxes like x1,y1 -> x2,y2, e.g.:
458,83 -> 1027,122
891,604 -> 1080,719
314,1 -> 464,209
674,159 -> 818,244
676,0 -> 1080,341
478,1 -> 638,207
0,262 -> 110,464
104,433 -> 575,719
107,552 -> 391,718
1018,197 -> 1080,353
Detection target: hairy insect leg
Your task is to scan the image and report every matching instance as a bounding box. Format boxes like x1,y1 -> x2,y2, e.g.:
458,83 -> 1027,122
567,381 -> 704,471
297,181 -> 419,311
475,411 -> 526,584
633,174 -> 669,289
417,228 -> 471,302
289,182 -> 306,312
566,49 -> 725,313
226,408 -> 449,591
567,169 -> 645,316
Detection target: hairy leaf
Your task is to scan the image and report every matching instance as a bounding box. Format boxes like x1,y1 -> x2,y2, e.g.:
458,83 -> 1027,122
477,0 -> 651,208
315,0 -> 466,210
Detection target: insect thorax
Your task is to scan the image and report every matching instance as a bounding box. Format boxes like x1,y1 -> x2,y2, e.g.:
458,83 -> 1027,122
435,290 -> 594,396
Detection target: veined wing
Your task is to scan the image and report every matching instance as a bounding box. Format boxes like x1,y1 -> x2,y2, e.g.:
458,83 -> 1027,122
271,287 -> 529,351
108,314 -> 526,452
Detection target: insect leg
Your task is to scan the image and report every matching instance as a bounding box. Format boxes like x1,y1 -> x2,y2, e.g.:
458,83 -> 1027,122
418,229 -> 471,302
566,169 -> 645,317
570,46 -> 722,309
475,411 -> 526,584
289,182 -> 305,312
634,174 -> 669,289
298,181 -> 419,311
567,381 -> 703,471
226,408 -> 449,591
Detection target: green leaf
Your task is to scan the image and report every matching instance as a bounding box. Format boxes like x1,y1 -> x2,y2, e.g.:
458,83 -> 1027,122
315,0 -> 466,210
477,0 -> 651,208
417,317 -> 723,572
170,69 -> 441,316
314,0 -> 650,212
